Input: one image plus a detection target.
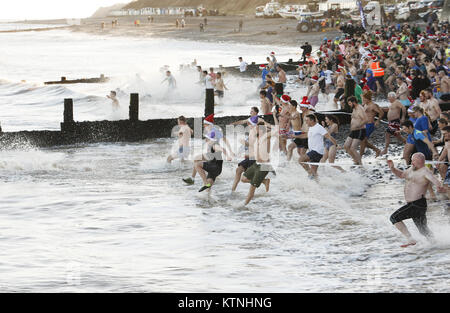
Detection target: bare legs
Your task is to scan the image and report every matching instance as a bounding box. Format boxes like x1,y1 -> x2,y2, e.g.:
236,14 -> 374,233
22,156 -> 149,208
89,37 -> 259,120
344,137 -> 362,165
232,166 -> 245,192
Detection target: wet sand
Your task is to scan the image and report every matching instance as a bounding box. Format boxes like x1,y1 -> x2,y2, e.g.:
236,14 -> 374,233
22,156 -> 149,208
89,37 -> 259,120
20,15 -> 340,47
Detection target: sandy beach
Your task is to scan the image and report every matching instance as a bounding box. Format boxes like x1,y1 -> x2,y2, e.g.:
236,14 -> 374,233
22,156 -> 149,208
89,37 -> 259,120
20,15 -> 341,47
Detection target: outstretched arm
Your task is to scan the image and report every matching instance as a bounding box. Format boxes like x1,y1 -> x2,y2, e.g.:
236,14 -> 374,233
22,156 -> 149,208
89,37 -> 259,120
387,160 -> 406,179
424,168 -> 445,193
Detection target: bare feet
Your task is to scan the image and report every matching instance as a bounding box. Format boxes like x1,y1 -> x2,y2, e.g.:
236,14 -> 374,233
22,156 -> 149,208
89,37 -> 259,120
380,149 -> 387,156
400,240 -> 417,248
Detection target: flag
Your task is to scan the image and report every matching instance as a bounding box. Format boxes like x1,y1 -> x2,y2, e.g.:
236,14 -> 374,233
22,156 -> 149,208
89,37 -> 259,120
358,0 -> 367,29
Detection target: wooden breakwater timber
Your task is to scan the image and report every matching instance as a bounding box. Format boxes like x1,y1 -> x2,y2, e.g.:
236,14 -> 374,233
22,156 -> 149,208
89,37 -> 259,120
44,74 -> 109,85
218,59 -> 301,78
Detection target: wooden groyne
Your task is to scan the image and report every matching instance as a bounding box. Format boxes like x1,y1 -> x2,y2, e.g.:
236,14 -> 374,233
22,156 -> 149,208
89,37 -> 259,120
44,74 -> 109,85
217,58 -> 301,78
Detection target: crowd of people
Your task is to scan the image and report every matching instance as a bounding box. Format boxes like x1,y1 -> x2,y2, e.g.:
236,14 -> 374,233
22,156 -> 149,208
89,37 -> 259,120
166,22 -> 449,247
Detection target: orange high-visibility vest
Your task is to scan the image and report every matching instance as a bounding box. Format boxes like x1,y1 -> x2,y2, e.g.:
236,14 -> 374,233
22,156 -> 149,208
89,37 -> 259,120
371,62 -> 384,77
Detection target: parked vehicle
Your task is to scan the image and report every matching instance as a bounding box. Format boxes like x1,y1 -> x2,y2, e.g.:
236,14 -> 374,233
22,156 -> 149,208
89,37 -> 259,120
278,4 -> 307,19
263,0 -> 281,18
255,6 -> 265,17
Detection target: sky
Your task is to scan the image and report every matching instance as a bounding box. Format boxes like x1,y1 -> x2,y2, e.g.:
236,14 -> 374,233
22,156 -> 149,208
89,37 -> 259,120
0,0 -> 124,20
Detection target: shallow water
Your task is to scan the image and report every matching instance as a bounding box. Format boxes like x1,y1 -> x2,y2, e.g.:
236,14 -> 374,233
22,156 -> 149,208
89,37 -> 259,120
0,141 -> 449,292
0,30 -> 449,292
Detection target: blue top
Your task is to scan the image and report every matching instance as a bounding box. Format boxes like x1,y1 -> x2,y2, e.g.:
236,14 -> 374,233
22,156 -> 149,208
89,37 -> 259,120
412,129 -> 431,159
414,115 -> 431,141
262,68 -> 269,82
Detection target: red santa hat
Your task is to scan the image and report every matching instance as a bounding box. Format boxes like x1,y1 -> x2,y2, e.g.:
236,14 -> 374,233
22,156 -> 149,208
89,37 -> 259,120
270,51 -> 275,55
306,53 -> 311,57
338,63 -> 345,68
280,94 -> 291,104
373,46 -> 379,51
371,56 -> 377,61
311,76 -> 319,81
407,55 -> 415,61
360,78 -> 367,84
300,96 -> 310,106
204,114 -> 214,125
362,85 -> 370,91
364,43 -> 369,48
336,68 -> 341,73
406,76 -> 412,82
259,65 -> 266,70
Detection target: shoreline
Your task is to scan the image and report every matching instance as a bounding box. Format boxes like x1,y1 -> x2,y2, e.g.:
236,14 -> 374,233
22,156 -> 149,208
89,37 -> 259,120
10,15 -> 340,47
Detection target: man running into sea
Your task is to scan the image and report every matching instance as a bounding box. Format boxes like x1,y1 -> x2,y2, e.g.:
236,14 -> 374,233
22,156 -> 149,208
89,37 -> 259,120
299,114 -> 337,178
344,96 -> 368,165
387,153 -> 445,247
192,130 -> 232,192
167,116 -> 193,163
360,90 -> 383,157
241,122 -> 274,205
381,92 -> 406,155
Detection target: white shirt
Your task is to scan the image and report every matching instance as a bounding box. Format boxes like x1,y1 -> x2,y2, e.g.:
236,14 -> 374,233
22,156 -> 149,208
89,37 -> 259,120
323,70 -> 333,84
239,61 -> 248,72
205,74 -> 214,89
308,123 -> 328,155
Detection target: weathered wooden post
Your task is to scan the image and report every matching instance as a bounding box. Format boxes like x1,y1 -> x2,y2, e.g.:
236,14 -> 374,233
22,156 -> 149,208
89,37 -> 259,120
205,88 -> 214,118
64,98 -> 74,123
129,93 -> 139,121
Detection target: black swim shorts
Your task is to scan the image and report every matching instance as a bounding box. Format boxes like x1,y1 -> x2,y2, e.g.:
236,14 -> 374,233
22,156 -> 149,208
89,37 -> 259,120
349,128 -> 366,140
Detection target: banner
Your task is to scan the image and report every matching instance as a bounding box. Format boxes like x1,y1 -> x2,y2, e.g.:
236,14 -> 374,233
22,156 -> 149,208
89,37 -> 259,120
358,0 -> 367,29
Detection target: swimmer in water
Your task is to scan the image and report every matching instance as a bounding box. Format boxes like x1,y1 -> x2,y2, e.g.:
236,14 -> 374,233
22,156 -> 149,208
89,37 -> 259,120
167,116 -> 193,163
106,90 -> 119,110
387,153 -> 445,247
229,107 -> 269,192
241,121 -> 273,205
162,70 -> 177,89
191,130 -> 232,192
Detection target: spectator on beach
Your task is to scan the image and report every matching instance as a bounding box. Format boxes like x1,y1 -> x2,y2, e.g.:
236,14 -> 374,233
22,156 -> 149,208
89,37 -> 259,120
199,23 -> 204,32
238,20 -> 243,32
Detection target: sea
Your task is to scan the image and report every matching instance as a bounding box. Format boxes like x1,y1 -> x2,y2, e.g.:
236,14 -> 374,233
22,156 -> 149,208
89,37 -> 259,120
0,25 -> 449,292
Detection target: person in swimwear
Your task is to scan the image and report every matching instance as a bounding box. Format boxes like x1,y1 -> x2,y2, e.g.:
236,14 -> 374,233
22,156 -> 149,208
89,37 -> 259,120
273,95 -> 291,155
286,100 -> 303,161
360,90 -> 384,157
167,116 -> 193,163
344,96 -> 368,165
381,92 -> 406,155
387,153 -> 445,247
320,115 -> 344,172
